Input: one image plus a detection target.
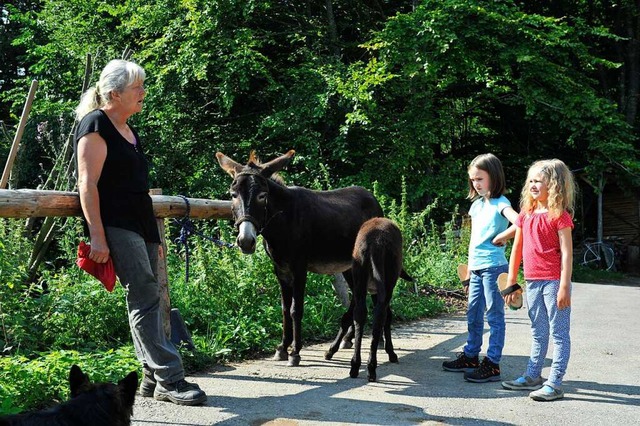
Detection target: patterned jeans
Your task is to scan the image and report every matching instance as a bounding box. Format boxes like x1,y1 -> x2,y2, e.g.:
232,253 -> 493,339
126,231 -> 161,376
524,279 -> 571,389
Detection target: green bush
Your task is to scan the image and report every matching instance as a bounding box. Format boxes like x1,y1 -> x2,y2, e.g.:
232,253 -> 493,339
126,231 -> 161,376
0,184 -> 467,414
0,348 -> 138,414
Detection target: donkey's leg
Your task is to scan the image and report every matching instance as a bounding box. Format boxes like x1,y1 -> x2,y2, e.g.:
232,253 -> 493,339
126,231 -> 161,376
384,304 -> 398,363
340,325 -> 355,350
274,269 -> 294,362
287,270 -> 307,366
367,251 -> 389,382
350,265 -> 367,378
325,299 -> 354,360
369,293 -> 384,349
340,270 -> 355,350
367,296 -> 387,382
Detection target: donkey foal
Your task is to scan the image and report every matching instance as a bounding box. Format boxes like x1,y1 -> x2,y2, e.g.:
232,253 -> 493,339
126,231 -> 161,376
348,217 -> 406,382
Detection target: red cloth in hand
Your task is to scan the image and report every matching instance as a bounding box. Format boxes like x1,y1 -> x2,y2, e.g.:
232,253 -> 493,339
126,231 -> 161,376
76,241 -> 117,292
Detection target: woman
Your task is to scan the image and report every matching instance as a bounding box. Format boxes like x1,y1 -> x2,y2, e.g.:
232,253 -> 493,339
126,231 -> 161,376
75,59 -> 206,406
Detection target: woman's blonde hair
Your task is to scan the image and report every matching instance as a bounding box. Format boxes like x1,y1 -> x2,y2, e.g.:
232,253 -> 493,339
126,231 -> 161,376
520,159 -> 576,219
75,59 -> 145,120
467,153 -> 507,200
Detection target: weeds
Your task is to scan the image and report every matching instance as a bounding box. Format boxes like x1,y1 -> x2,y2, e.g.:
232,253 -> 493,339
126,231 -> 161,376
0,182 -> 472,414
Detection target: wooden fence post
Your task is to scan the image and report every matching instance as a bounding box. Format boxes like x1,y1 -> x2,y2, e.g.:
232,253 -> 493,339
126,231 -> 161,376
150,188 -> 172,338
1,80 -> 38,189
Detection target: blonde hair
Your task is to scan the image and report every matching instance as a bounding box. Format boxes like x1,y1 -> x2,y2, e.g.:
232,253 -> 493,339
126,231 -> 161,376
520,159 -> 576,219
467,153 -> 507,200
75,59 -> 145,120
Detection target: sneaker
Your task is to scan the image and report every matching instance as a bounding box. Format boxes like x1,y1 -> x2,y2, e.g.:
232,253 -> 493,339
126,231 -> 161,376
139,365 -> 156,397
442,352 -> 479,372
529,385 -> 564,401
502,375 -> 544,391
154,379 -> 207,406
464,357 -> 501,383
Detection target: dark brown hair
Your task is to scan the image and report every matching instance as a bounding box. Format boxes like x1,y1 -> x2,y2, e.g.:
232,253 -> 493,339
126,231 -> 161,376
467,153 -> 507,199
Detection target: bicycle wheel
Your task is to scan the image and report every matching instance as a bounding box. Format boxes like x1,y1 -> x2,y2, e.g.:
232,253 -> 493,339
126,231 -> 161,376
582,242 -> 615,271
599,243 -> 615,271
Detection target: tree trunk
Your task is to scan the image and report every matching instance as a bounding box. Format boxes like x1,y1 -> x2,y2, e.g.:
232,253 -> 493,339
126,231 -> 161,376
325,0 -> 340,58
624,2 -> 640,127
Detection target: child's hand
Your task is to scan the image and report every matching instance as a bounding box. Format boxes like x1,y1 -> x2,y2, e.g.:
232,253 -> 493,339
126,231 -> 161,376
557,287 -> 571,310
461,279 -> 470,295
504,290 -> 521,305
492,235 -> 506,246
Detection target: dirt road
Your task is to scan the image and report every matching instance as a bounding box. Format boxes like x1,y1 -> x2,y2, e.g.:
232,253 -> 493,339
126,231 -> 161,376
132,281 -> 640,425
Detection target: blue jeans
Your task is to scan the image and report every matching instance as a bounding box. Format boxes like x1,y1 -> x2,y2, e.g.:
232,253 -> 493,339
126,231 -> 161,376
105,226 -> 185,385
524,279 -> 571,389
464,264 -> 507,364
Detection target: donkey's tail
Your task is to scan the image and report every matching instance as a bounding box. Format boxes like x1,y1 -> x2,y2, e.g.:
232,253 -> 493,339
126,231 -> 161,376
400,268 -> 413,282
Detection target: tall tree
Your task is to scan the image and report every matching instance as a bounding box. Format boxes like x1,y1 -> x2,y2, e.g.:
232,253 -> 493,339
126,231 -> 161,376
7,0 -> 639,212
0,1 -> 42,124
334,0 -> 638,213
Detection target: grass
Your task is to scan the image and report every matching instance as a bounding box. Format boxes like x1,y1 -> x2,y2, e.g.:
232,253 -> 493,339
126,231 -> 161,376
0,193 -> 465,414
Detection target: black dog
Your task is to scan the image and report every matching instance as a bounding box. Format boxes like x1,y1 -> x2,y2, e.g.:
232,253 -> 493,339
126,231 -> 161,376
0,365 -> 137,426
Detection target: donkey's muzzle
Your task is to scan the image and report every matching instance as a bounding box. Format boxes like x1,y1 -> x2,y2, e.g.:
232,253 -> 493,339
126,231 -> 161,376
236,221 -> 258,254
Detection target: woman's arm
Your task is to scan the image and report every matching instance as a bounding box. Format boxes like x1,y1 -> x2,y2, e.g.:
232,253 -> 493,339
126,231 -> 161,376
77,132 -> 109,263
557,227 -> 573,309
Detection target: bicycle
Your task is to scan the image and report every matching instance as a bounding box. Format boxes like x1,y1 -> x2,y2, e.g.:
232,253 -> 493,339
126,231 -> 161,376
580,240 -> 615,271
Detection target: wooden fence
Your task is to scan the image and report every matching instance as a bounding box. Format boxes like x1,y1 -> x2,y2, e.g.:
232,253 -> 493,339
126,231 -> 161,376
0,188 -> 233,340
0,189 -> 232,220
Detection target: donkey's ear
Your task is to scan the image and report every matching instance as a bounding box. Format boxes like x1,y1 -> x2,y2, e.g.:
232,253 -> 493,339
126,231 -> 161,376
260,150 -> 295,177
216,152 -> 244,177
69,364 -> 90,397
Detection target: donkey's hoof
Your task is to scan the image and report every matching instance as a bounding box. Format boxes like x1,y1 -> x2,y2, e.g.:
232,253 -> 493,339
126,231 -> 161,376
324,351 -> 334,360
349,368 -> 360,378
340,340 -> 353,350
389,352 -> 399,363
287,354 -> 301,367
368,365 -> 377,382
273,349 -> 288,361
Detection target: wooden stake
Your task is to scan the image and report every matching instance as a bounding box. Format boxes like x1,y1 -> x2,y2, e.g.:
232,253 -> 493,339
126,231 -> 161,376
1,80 -> 39,189
150,188 -> 172,338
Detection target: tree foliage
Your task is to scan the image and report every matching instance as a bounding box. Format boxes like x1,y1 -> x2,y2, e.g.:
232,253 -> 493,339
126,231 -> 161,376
1,0 -> 638,216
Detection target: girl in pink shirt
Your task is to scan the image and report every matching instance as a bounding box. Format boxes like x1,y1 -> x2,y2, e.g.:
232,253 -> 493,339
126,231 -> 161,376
502,159 -> 576,401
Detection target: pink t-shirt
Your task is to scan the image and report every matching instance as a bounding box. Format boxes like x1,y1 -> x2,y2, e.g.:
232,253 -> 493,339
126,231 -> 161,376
516,210 -> 574,280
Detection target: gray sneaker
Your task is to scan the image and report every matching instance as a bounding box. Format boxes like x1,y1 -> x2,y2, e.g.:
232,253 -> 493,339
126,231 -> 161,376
529,385 -> 564,401
502,375 -> 544,391
139,366 -> 156,397
154,379 -> 207,406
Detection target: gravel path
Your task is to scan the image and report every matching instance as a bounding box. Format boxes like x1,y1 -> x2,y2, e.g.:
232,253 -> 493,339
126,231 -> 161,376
131,281 -> 640,425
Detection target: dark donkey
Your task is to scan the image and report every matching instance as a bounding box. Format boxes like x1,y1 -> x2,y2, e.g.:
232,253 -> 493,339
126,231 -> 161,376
325,217 -> 409,381
216,150 -> 383,366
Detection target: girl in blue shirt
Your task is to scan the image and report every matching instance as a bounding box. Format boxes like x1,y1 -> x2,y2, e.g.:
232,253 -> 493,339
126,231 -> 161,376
443,153 -> 518,382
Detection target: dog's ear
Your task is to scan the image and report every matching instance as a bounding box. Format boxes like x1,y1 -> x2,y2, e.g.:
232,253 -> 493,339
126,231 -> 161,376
118,371 -> 139,408
69,364 -> 91,397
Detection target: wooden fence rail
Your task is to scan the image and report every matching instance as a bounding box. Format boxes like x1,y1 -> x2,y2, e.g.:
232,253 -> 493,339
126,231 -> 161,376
0,189 -> 233,219
0,188 -> 233,343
